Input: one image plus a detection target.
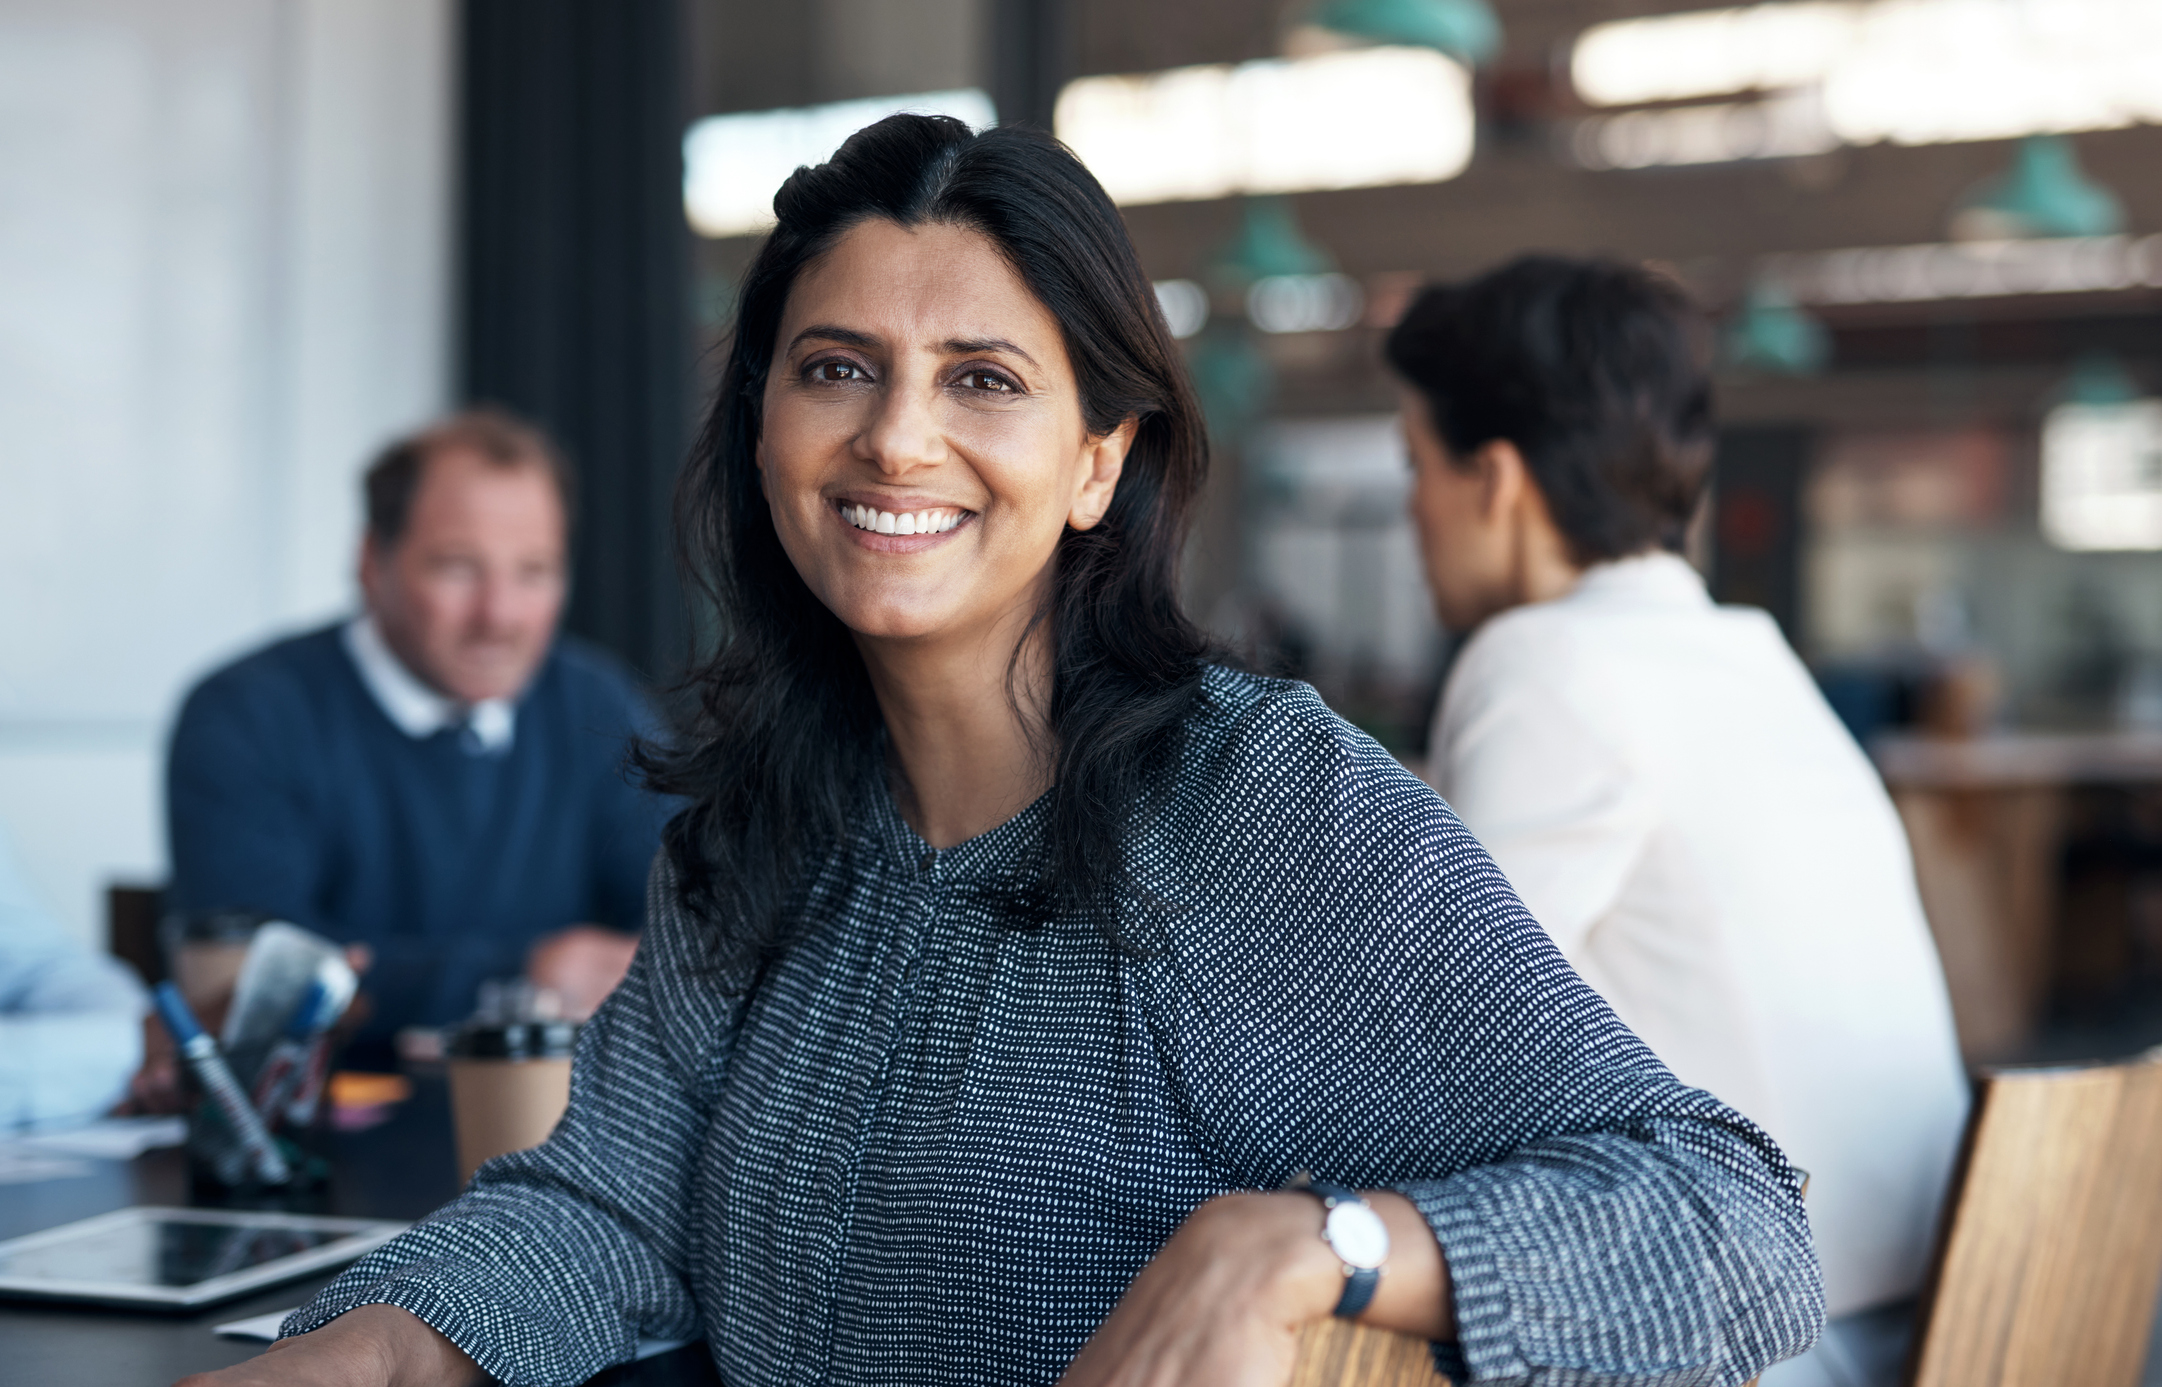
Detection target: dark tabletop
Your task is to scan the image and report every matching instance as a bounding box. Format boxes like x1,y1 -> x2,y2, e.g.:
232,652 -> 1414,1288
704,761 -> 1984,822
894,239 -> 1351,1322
0,1076 -> 721,1387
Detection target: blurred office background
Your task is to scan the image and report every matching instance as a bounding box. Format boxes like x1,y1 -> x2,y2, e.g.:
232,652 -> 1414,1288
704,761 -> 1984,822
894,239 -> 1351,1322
6,0 -> 2162,1058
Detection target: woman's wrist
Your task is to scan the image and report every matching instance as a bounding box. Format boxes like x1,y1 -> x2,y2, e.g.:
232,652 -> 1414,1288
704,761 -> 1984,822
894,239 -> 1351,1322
1241,1188 -> 1456,1340
273,1304 -> 481,1387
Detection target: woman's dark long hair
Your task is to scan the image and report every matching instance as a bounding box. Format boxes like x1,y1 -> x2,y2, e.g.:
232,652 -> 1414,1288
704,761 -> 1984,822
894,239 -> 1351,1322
645,114 -> 1212,979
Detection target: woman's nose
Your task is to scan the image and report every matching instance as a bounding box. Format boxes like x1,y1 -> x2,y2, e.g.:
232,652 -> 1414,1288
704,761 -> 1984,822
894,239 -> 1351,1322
856,384 -> 948,475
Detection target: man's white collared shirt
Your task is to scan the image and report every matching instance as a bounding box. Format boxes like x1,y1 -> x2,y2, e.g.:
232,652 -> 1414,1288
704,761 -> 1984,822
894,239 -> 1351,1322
341,615 -> 515,753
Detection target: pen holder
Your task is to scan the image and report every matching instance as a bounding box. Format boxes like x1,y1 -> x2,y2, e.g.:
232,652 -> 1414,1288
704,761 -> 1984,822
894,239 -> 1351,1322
183,1066 -> 335,1205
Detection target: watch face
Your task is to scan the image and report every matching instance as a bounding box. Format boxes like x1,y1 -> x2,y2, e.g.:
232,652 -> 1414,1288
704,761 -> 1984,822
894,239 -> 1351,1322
1324,1201 -> 1390,1271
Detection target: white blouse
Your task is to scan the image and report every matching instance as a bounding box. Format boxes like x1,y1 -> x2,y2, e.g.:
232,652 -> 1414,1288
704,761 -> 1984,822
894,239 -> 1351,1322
1430,551 -> 1968,1317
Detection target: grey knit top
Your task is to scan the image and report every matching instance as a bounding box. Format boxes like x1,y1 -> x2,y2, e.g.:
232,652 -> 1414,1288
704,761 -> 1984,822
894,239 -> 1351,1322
287,667 -> 1823,1385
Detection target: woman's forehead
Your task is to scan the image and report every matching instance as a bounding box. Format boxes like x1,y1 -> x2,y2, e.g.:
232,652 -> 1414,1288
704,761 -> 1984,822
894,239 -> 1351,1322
781,219 -> 1066,363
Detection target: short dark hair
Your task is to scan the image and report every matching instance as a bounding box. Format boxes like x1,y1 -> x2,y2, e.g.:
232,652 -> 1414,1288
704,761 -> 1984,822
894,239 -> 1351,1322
1384,255 -> 1714,564
363,406 -> 576,548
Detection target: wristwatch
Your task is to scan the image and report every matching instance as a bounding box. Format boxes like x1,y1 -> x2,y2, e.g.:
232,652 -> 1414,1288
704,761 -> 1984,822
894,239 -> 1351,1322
1285,1172 -> 1390,1318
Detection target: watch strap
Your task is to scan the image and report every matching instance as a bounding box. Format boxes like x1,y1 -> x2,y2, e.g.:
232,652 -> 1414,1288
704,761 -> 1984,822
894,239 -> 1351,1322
1293,1177 -> 1383,1319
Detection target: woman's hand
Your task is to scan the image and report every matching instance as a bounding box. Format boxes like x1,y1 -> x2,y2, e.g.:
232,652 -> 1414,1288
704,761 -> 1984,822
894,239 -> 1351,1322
174,1305 -> 484,1387
1058,1192 -> 1341,1387
1059,1190 -> 1456,1387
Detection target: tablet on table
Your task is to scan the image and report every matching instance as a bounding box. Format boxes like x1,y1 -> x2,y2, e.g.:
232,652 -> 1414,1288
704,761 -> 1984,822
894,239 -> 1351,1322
0,1206 -> 405,1310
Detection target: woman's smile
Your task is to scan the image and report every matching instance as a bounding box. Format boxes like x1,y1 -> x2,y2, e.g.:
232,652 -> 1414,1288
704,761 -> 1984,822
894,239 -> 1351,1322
832,496 -> 976,551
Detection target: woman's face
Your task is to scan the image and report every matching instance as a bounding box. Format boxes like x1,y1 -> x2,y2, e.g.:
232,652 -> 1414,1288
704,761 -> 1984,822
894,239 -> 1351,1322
758,218 -> 1133,648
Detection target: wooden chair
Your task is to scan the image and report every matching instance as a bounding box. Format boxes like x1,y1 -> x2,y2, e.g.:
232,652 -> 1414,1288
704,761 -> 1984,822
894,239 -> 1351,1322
1290,1317 -> 1447,1387
1907,1046 -> 2162,1387
1287,1047 -> 2162,1387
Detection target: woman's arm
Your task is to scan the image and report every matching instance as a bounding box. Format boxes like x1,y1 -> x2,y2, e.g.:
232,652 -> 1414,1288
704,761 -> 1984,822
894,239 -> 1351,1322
1059,1191 -> 1448,1387
176,1306 -> 483,1387
1095,682 -> 1821,1386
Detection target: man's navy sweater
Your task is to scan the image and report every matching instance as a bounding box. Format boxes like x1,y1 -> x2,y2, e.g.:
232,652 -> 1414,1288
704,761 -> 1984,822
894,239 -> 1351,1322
167,624 -> 672,1056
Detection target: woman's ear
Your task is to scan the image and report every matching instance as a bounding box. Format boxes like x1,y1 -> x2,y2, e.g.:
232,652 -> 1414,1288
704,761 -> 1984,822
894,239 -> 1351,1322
1067,417 -> 1139,532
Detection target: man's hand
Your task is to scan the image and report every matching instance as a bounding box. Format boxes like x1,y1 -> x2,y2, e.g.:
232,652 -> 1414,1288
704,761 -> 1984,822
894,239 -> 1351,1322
526,926 -> 638,1021
174,1305 -> 483,1387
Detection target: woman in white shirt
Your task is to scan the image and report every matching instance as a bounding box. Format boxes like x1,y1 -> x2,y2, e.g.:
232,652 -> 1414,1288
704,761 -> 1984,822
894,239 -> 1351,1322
1386,255 -> 1968,1387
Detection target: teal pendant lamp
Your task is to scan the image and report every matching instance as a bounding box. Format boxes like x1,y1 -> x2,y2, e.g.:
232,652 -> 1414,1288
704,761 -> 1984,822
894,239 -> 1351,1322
1191,198 -> 1340,439
2057,350 -> 2142,407
1189,322 -> 1277,443
1307,0 -> 1502,66
1951,136 -> 2125,242
1209,197 -> 1336,286
1723,281 -> 1830,377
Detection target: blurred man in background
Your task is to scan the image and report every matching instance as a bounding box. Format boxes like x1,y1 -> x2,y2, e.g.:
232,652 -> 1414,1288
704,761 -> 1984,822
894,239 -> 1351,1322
1389,256 -> 1968,1387
0,821 -> 145,1131
166,409 -> 669,1067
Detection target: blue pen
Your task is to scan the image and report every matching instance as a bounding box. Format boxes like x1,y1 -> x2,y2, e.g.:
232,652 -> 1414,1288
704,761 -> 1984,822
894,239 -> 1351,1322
153,982 -> 291,1185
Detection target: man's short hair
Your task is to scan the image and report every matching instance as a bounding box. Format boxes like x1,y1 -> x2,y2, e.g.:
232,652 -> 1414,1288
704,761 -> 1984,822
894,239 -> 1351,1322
1384,255 -> 1715,565
363,406 -> 577,549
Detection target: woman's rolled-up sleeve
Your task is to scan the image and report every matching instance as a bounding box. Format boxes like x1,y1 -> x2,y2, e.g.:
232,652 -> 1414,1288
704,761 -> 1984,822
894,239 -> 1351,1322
1160,682 -> 1823,1386
281,860 -> 733,1387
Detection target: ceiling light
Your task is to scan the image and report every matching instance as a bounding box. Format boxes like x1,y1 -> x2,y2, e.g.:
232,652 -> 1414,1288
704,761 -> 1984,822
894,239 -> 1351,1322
1153,280 -> 1210,339
1761,233 -> 2162,305
1055,46 -> 1473,207
1248,275 -> 1366,334
1572,91 -> 1839,170
1573,2 -> 1856,107
1572,0 -> 2162,150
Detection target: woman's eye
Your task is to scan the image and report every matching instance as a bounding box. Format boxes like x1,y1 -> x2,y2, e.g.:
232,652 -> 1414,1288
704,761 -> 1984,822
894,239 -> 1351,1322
810,360 -> 864,383
957,369 -> 1016,393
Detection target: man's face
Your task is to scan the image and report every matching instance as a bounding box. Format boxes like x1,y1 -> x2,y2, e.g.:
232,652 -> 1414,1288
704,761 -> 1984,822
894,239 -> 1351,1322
359,447 -> 568,704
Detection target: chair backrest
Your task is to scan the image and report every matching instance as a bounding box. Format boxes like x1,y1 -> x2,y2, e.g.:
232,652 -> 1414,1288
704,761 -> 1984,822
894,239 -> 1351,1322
107,883 -> 165,985
1908,1047 -> 2162,1387
1290,1317 -> 1449,1387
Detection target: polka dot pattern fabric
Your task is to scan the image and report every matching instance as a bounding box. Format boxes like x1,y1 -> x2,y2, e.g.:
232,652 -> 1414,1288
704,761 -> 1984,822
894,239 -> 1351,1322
287,668 -> 1823,1386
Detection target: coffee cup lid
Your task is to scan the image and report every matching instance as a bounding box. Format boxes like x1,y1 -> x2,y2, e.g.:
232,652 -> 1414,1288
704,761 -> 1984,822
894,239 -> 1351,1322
448,1019 -> 579,1060
161,909 -> 274,947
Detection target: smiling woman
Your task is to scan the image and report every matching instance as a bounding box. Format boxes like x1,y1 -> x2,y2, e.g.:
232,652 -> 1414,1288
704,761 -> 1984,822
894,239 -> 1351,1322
659,117 -> 1210,955
186,116 -> 1824,1387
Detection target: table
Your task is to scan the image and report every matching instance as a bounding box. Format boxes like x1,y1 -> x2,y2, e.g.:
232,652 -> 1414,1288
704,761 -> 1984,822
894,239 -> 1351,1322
0,1076 -> 721,1387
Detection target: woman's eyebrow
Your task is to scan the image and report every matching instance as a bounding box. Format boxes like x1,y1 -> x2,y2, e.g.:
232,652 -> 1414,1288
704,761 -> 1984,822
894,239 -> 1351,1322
944,336 -> 1040,369
788,324 -> 881,354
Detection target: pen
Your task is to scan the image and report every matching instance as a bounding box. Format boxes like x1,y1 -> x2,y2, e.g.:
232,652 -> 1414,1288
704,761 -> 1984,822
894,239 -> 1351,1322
152,982 -> 292,1185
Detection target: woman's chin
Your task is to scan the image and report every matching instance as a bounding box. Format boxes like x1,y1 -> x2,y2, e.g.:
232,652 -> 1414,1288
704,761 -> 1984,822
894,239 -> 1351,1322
833,602 -> 966,645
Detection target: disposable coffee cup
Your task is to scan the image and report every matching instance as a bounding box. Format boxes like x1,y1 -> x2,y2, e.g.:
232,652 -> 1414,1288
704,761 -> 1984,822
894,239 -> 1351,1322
445,1019 -> 579,1185
159,910 -> 270,1036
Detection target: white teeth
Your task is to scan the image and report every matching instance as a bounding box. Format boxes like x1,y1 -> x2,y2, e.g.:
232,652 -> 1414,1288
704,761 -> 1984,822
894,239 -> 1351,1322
841,504 -> 963,535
